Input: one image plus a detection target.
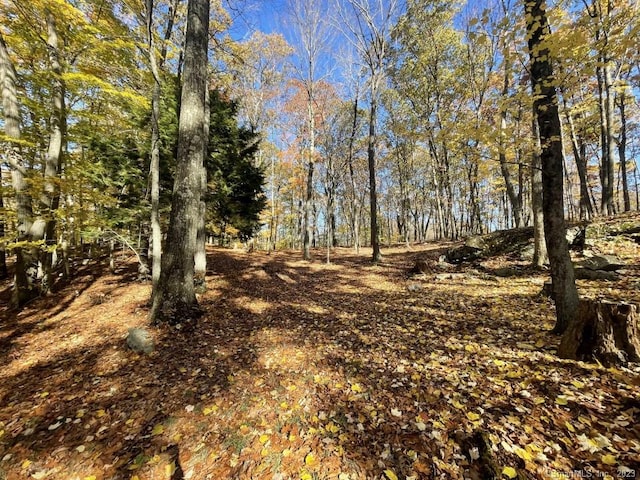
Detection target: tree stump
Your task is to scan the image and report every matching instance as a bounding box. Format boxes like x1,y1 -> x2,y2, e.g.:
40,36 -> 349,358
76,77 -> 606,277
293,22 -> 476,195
558,299 -> 640,367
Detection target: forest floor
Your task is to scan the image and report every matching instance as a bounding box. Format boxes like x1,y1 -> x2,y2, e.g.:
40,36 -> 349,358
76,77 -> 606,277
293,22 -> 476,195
0,217 -> 640,480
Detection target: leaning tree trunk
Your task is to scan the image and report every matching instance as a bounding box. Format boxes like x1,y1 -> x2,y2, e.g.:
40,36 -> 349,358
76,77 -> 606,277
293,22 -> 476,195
150,0 -> 209,324
559,299 -> 640,367
525,0 -> 579,334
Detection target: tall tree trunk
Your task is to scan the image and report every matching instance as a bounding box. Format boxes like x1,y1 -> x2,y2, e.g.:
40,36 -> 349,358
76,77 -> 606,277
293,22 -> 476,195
194,86 -> 209,286
368,93 -> 381,262
525,0 -> 579,334
41,10 -> 66,294
268,154 -> 277,253
1,33 -> 36,303
303,99 -> 315,261
563,98 -> 594,220
347,94 -> 360,253
146,0 -> 179,292
499,49 -> 523,228
531,114 -> 548,267
595,2 -> 616,217
150,0 -> 209,324
617,88 -> 630,212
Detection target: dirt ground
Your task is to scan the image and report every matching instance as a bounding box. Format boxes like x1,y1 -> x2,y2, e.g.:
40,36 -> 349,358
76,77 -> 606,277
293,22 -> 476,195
0,237 -> 639,479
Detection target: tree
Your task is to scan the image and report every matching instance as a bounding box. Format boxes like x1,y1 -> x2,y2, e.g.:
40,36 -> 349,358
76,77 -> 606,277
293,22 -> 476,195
525,0 -> 578,334
0,31 -> 35,305
287,0 -> 329,260
338,0 -> 400,262
150,0 -> 209,324
143,0 -> 181,289
207,90 -> 266,243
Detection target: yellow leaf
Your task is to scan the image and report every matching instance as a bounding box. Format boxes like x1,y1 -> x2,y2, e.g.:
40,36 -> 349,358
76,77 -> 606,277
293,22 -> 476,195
351,383 -> 363,393
601,454 -> 617,465
259,434 -> 270,444
305,452 -> 318,467
565,421 -> 575,433
502,466 -> 517,478
165,462 -> 176,476
84,476 -> 97,480
493,359 -> 506,367
384,469 -> 398,480
203,405 -> 218,415
96,409 -> 106,418
326,422 -> 340,433
452,400 -> 465,409
261,447 -> 269,457
21,460 -> 32,469
300,470 -> 313,480
571,380 -> 585,389
555,396 -> 568,406
533,397 -> 545,405
467,412 -> 481,421
151,424 -> 164,435
131,476 -> 140,480
514,447 -> 532,462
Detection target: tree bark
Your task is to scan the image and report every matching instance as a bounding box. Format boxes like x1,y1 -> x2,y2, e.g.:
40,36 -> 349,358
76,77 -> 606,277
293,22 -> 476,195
150,0 -> 209,324
0,33 -> 36,302
499,48 -> 523,228
531,115 -> 548,267
525,0 -> 578,334
194,86 -> 209,287
146,0 -> 179,293
347,93 -> 360,253
617,88 -> 630,212
561,93 -> 594,220
41,10 -> 66,294
368,93 -> 381,262
559,299 -> 640,367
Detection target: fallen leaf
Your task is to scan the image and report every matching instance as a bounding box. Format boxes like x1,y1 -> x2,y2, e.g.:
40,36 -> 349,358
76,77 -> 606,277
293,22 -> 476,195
384,469 -> 398,480
502,466 -> 517,478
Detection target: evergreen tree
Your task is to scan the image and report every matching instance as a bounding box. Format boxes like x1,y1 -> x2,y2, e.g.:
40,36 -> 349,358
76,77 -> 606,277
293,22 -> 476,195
206,90 -> 266,243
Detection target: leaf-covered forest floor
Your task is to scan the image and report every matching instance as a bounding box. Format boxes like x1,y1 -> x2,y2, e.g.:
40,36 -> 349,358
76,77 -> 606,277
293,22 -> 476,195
1,219 -> 639,480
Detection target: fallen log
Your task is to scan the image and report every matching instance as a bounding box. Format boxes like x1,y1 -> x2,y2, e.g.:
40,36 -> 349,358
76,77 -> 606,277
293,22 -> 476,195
558,299 -> 640,367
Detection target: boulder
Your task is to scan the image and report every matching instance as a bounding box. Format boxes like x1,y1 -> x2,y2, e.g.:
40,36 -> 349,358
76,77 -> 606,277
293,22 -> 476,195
577,254 -> 625,272
574,268 -> 619,281
126,327 -> 155,354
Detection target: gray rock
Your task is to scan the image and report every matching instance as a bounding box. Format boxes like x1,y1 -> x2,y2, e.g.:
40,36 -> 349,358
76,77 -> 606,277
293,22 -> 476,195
464,235 -> 486,250
574,267 -> 619,281
126,327 -> 154,354
577,254 -> 625,272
